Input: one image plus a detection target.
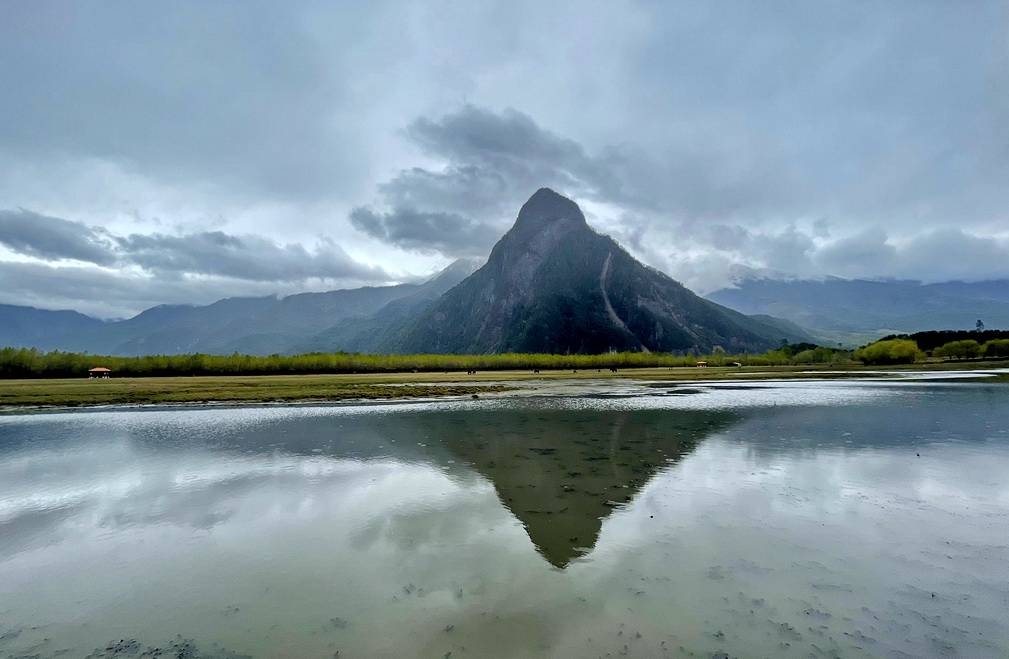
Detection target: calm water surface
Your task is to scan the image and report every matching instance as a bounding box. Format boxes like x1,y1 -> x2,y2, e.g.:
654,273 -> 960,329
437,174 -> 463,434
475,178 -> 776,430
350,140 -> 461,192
1,378 -> 1007,658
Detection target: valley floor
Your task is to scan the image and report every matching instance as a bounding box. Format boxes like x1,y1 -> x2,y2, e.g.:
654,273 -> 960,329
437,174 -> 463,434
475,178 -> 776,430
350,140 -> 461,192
2,360 -> 1008,410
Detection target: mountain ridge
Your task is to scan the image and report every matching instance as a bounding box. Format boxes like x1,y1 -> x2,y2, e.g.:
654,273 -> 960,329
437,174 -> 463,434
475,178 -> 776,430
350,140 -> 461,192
708,276 -> 1009,344
391,188 -> 801,354
4,190 -> 891,355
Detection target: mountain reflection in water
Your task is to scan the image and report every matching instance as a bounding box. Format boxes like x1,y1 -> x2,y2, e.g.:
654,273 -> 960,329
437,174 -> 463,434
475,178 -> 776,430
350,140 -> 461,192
433,408 -> 732,567
117,404 -> 732,568
2,380 -> 1008,658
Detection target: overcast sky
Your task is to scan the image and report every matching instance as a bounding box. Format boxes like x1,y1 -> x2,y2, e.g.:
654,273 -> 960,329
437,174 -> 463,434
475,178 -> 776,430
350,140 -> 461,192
1,1 -> 1007,318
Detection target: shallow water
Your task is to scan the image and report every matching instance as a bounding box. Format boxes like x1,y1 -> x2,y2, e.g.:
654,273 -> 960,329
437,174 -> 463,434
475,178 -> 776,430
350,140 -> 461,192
1,378 -> 1007,658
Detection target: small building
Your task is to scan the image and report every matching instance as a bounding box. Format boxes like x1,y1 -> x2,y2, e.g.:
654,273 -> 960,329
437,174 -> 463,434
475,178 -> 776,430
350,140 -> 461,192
88,367 -> 112,379
695,361 -> 708,368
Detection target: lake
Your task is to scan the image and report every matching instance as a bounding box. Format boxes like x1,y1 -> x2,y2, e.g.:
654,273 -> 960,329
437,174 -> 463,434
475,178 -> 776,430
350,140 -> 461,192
1,376 -> 1008,658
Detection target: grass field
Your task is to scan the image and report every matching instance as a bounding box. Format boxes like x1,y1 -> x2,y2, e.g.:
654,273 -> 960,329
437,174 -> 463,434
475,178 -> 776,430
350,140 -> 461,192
2,360 -> 1007,409
0,375 -> 508,408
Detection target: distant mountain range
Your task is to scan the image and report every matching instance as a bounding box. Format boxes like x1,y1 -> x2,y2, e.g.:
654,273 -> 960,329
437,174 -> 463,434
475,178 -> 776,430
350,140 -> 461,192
1,189 -> 816,356
14,189 -> 1005,355
0,260 -> 479,355
708,277 -> 1009,345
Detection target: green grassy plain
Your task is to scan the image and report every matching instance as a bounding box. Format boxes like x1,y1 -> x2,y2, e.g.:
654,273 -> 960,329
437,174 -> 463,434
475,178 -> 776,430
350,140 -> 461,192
2,359 -> 1006,409
0,375 -> 507,408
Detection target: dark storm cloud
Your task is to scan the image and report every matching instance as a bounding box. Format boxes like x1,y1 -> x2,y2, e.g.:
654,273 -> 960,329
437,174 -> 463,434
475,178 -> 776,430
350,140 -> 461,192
115,232 -> 388,282
404,106 -> 618,200
353,105 -> 629,256
0,209 -> 391,284
0,209 -> 115,265
349,206 -> 500,257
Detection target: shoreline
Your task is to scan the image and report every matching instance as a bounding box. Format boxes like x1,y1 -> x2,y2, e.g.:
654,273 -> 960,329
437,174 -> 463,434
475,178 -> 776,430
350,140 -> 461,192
2,363 -> 1007,412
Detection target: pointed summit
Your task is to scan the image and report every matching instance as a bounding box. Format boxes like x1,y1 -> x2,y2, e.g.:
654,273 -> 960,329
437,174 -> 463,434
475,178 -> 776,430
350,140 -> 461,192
518,187 -> 583,220
510,188 -> 587,236
394,189 -> 804,354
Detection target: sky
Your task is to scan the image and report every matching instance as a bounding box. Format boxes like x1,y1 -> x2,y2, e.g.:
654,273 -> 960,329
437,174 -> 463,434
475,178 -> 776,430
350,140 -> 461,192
1,0 -> 1007,318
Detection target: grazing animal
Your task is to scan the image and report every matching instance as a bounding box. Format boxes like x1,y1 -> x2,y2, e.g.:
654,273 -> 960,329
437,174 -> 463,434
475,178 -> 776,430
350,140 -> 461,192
610,367 -> 618,373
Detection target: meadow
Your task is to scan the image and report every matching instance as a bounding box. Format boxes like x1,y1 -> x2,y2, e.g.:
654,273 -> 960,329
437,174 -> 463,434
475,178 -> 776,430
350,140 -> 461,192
0,345 -> 842,379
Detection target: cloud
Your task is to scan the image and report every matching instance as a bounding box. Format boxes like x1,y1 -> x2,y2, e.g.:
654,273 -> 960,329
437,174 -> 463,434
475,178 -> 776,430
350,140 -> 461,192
0,2 -> 382,204
349,206 -> 500,257
404,105 -> 617,200
0,259 -> 393,320
815,229 -> 897,278
815,229 -> 1009,283
0,209 -> 116,265
670,226 -> 1009,294
114,231 -> 388,282
352,105 -> 628,257
0,208 -> 388,283
0,208 -> 394,315
1,1 -> 1008,313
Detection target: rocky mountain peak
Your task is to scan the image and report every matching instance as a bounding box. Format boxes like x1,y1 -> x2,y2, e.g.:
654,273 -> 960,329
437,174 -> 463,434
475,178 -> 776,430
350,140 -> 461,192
395,187 -> 798,354
510,188 -> 587,235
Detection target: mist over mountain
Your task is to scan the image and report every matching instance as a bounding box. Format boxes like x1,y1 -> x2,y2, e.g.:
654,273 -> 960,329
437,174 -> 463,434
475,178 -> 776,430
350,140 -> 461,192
708,277 -> 1009,345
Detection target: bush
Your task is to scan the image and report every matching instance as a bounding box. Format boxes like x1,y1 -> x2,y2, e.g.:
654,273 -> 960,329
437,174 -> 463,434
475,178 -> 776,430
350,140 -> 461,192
933,339 -> 981,360
982,339 -> 1009,358
853,339 -> 922,365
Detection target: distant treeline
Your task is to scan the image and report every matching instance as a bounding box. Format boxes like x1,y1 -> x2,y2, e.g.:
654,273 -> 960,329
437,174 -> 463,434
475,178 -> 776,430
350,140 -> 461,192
0,344 -> 851,379
879,329 -> 1009,352
855,335 -> 1009,365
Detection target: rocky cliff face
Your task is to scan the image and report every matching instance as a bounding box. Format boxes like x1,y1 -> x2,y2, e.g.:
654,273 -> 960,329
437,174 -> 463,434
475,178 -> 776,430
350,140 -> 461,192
394,188 -> 790,354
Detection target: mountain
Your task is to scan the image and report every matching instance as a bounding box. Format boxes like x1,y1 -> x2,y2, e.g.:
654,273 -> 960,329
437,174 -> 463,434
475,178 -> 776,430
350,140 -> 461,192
4,190 -> 817,356
294,258 -> 482,353
0,304 -> 105,351
0,261 -> 478,355
708,277 -> 1009,345
391,188 -> 804,354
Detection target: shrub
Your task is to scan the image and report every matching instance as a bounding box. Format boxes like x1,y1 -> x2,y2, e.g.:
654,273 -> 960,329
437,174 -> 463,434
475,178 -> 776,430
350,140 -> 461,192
853,339 -> 922,365
932,339 -> 981,360
981,339 -> 1009,358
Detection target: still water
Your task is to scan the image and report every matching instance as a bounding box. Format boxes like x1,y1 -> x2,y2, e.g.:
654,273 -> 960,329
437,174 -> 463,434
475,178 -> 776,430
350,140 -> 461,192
1,378 -> 1007,658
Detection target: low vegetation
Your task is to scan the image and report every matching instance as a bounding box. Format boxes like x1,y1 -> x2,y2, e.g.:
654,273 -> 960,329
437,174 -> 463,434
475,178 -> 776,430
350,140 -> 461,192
981,339 -> 1009,358
853,339 -> 924,365
855,335 -> 1009,364
0,345 -> 853,379
879,329 -> 1009,352
0,375 -> 506,408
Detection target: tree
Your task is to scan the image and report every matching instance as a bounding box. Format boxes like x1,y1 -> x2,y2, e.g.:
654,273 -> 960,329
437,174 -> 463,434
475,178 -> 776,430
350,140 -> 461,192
982,339 -> 1009,358
853,339 -> 922,365
977,319 -> 985,331
933,340 -> 981,360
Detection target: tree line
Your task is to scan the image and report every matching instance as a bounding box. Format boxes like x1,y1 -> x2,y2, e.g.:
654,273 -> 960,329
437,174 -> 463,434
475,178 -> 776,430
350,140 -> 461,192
854,337 -> 1009,364
878,329 -> 1009,352
0,344 -> 850,379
